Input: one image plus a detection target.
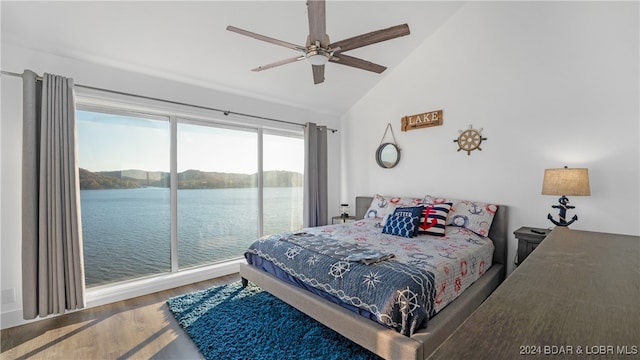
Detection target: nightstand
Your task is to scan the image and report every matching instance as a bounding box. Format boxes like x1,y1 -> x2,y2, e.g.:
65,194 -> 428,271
332,215 -> 356,224
514,226 -> 552,266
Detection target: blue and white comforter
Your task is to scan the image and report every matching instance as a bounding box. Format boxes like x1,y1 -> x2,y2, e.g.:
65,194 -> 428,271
245,219 -> 494,336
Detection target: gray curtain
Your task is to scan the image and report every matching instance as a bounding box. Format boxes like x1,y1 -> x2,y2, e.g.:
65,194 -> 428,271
303,122 -> 328,227
22,70 -> 85,319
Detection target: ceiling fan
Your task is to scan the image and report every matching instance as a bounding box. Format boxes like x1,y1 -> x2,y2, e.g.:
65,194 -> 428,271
226,0 -> 410,85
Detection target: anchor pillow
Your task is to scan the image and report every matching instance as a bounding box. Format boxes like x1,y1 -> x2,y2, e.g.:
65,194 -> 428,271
423,196 -> 498,237
365,194 -> 424,226
415,203 -> 453,237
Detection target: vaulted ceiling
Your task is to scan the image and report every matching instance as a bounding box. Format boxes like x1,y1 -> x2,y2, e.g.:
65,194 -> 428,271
1,1 -> 465,116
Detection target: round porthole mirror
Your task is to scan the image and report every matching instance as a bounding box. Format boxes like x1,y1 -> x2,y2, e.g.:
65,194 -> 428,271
376,143 -> 401,168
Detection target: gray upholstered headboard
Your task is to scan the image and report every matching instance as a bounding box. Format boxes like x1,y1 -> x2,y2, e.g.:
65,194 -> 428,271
354,196 -> 508,274
355,196 -> 373,220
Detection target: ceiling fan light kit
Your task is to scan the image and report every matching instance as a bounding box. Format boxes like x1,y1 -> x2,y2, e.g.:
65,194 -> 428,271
227,0 -> 410,84
307,54 -> 330,66
306,44 -> 331,65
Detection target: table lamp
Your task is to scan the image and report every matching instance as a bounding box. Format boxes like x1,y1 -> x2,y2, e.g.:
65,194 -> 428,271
542,166 -> 590,227
340,204 -> 350,218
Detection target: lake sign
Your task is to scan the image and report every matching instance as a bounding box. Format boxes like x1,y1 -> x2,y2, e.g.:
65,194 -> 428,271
400,110 -> 443,131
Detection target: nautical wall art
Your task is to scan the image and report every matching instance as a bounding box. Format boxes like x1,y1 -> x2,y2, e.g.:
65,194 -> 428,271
401,110 -> 443,132
453,125 -> 487,155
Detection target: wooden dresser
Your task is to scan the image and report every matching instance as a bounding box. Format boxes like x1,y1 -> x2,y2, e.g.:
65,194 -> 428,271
428,228 -> 640,359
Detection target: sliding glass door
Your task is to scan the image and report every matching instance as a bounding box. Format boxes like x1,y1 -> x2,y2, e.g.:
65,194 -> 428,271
176,122 -> 258,269
262,132 -> 304,236
76,104 -> 304,287
77,109 -> 171,287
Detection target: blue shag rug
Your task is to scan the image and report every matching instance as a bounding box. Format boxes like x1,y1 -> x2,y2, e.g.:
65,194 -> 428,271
166,282 -> 382,360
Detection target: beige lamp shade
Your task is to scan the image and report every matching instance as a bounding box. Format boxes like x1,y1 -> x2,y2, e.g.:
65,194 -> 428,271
541,167 -> 591,196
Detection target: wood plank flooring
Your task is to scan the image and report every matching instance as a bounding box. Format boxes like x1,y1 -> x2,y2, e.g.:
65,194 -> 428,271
0,274 -> 240,360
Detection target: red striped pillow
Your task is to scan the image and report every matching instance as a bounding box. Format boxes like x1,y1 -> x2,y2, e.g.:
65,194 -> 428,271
415,203 -> 452,236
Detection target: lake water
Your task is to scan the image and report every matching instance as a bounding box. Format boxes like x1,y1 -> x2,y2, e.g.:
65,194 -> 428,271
80,187 -> 303,287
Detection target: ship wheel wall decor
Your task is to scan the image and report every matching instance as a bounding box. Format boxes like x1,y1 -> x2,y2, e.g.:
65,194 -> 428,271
454,125 -> 487,155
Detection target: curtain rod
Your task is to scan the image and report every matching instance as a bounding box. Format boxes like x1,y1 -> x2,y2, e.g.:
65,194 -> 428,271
1,70 -> 337,133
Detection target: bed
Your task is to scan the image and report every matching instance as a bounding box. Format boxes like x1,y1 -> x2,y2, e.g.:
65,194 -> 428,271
240,195 -> 508,360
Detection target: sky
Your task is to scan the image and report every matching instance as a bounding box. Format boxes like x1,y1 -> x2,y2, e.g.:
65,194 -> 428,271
76,110 -> 304,174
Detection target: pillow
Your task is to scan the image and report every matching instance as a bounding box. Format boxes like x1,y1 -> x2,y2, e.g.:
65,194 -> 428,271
423,195 -> 498,237
380,203 -> 398,227
364,194 -> 423,226
382,206 -> 423,238
415,203 -> 453,237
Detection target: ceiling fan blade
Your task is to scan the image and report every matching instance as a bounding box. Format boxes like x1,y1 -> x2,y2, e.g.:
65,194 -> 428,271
252,56 -> 305,72
330,23 -> 410,53
307,0 -> 327,46
312,64 -> 325,84
227,25 -> 306,52
329,54 -> 386,74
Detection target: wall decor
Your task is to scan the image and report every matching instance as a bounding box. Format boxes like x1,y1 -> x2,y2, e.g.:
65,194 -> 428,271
454,125 -> 487,155
376,123 -> 401,168
401,110 -> 443,131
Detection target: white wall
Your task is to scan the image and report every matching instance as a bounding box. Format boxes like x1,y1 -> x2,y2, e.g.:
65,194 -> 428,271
341,1 -> 639,270
0,44 -> 341,328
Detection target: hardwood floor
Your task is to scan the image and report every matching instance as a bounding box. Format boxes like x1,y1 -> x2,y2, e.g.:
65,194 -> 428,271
0,274 -> 240,360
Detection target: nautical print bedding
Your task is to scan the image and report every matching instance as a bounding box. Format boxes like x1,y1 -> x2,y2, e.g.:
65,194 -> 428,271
245,218 -> 494,336
282,232 -> 395,264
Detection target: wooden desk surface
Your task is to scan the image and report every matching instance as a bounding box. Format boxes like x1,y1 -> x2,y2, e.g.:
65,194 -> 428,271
428,228 -> 640,359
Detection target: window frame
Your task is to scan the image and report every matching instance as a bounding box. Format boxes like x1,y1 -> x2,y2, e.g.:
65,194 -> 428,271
75,91 -> 304,286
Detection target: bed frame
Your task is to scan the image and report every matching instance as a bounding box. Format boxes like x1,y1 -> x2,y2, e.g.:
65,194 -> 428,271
240,196 -> 508,360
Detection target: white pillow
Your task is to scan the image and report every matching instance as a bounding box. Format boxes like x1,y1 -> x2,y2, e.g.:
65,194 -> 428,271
423,195 -> 498,237
364,194 -> 423,226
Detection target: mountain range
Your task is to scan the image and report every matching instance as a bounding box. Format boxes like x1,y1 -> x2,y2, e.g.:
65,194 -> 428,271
79,168 -> 303,190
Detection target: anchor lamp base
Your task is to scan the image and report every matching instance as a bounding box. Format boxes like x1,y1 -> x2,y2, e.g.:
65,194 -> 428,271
547,195 -> 578,227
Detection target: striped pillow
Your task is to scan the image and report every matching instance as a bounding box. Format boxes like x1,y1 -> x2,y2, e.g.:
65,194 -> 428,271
415,203 -> 452,236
